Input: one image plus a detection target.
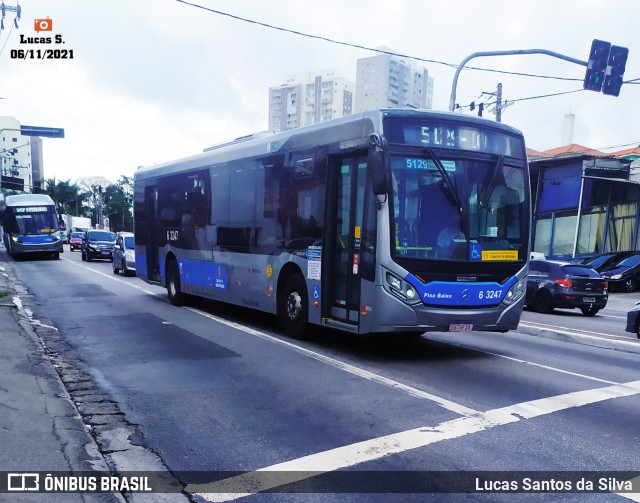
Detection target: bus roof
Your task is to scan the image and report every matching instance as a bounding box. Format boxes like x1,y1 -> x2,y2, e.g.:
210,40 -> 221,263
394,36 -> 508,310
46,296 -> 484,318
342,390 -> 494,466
2,194 -> 55,208
135,108 -> 524,181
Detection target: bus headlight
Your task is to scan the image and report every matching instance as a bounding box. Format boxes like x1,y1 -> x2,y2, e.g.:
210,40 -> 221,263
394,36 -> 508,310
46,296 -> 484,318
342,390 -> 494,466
502,277 -> 527,305
386,272 -> 402,291
385,270 -> 420,304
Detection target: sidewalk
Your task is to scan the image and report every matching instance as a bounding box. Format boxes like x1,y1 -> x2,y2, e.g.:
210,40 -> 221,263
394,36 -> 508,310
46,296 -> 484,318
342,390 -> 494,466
0,259 -> 123,502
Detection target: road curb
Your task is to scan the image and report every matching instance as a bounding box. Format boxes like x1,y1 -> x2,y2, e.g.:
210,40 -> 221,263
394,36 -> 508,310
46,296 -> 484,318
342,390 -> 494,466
1,252 -> 190,501
518,322 -> 640,355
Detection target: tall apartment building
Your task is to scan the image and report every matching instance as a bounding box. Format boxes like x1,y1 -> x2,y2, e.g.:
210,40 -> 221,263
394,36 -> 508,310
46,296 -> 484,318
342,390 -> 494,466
0,116 -> 40,193
268,70 -> 354,132
355,46 -> 434,112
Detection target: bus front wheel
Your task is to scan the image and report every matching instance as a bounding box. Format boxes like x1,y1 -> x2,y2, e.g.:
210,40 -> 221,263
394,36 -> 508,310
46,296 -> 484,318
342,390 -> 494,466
166,259 -> 185,306
279,273 -> 309,339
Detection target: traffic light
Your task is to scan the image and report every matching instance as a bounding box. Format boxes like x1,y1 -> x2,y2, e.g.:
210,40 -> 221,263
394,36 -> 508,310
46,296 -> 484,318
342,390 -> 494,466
602,45 -> 629,96
584,39 -> 611,92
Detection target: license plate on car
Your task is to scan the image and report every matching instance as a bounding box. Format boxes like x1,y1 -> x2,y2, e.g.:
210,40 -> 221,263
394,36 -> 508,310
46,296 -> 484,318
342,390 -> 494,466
449,322 -> 474,332
101,251 -> 110,255
583,297 -> 596,303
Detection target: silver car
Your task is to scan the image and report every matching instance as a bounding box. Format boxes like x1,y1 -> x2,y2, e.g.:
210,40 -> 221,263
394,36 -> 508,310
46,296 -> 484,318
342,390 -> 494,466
112,232 -> 136,276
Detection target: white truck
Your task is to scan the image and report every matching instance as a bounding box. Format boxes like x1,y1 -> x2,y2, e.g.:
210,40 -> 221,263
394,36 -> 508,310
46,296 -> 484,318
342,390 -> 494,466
64,215 -> 92,236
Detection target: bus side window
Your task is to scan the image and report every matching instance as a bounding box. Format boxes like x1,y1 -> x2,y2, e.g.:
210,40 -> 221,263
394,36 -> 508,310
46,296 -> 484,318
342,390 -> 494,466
286,155 -> 326,249
258,157 -> 285,250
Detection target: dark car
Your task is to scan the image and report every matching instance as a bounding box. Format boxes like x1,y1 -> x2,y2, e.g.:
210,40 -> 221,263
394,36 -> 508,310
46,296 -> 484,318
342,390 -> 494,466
68,231 -> 84,251
81,230 -> 116,262
581,251 -> 637,273
525,260 -> 608,316
600,253 -> 640,292
625,301 -> 640,338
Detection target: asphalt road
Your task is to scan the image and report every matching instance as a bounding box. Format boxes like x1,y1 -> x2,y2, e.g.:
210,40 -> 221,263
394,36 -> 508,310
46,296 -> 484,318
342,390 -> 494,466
5,247 -> 640,502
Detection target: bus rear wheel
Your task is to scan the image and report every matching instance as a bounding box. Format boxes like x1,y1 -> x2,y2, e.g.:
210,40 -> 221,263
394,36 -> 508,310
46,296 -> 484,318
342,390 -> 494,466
166,259 -> 185,306
279,273 -> 309,339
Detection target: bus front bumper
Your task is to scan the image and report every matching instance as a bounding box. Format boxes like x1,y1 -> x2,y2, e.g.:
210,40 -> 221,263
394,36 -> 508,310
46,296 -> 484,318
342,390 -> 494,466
365,286 -> 525,334
9,239 -> 64,254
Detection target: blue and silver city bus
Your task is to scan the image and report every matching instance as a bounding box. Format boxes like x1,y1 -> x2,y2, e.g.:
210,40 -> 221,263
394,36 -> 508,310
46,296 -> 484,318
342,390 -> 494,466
134,109 -> 530,338
0,193 -> 64,259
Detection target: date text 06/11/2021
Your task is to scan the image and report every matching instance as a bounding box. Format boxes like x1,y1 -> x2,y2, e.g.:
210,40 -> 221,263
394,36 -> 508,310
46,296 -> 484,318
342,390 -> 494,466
11,49 -> 74,60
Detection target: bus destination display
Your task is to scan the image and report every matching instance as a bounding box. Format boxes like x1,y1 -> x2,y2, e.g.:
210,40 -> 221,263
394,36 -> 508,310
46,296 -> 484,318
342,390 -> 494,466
385,119 -> 525,158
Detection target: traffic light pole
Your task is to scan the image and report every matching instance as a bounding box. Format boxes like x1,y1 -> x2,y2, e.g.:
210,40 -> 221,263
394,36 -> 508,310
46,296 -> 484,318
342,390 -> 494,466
448,49 -> 587,112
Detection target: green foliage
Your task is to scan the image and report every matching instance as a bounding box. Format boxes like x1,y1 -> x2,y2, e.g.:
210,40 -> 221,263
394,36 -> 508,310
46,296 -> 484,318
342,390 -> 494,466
43,178 -> 89,216
104,175 -> 134,232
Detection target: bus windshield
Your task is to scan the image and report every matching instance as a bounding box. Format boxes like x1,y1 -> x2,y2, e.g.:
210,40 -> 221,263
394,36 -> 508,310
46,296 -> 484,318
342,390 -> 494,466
6,206 -> 58,236
391,151 -> 527,262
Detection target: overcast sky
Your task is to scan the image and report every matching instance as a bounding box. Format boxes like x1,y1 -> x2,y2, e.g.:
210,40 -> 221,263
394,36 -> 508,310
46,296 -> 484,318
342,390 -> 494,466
1,0 -> 638,183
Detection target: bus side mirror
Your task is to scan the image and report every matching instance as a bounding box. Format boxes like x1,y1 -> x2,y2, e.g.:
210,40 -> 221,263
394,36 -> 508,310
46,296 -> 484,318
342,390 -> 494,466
372,161 -> 387,195
369,134 -> 388,195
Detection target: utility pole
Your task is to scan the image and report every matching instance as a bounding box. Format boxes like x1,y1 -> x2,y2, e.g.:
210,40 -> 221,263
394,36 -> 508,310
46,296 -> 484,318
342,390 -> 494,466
1,1 -> 22,30
478,83 -> 504,122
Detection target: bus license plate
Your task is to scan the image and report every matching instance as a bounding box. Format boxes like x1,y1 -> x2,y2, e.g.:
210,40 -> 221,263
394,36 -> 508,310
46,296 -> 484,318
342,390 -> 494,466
583,297 -> 596,303
449,322 -> 474,332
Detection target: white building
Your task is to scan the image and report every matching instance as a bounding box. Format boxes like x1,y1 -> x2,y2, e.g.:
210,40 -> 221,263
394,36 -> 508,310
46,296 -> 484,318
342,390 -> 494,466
355,46 -> 434,112
0,116 -> 40,193
269,70 -> 354,132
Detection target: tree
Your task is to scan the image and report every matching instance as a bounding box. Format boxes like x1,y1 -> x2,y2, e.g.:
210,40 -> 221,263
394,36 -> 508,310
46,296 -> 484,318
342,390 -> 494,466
104,176 -> 133,232
76,176 -> 112,227
44,178 -> 83,219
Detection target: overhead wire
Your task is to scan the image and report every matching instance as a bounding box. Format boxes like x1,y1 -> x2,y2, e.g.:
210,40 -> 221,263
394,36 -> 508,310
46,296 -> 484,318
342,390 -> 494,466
174,0 -> 640,112
0,21 -> 15,57
174,0 -> 598,83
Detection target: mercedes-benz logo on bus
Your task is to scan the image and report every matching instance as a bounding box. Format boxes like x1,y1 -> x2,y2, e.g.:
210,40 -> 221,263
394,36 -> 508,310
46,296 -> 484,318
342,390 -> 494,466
461,289 -> 470,301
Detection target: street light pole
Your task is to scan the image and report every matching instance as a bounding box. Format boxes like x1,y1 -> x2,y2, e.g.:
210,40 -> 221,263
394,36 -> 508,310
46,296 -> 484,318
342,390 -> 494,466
449,49 -> 588,112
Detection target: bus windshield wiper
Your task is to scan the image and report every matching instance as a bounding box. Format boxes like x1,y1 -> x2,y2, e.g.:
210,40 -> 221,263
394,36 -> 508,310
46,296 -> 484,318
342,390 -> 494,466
480,154 -> 504,206
425,148 -> 462,211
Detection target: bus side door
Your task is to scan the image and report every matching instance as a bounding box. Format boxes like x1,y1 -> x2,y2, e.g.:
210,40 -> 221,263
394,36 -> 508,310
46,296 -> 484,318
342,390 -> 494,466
326,155 -> 372,327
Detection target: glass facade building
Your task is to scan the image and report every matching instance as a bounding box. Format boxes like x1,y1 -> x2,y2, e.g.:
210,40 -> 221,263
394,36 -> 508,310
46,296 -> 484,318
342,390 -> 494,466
529,149 -> 640,260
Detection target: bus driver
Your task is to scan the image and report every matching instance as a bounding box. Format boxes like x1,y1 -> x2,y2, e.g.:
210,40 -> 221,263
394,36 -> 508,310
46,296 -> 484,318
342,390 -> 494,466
436,213 -> 465,257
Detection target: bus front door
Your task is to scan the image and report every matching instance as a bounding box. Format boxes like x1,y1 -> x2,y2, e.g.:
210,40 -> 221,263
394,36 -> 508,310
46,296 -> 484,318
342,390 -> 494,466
327,156 -> 369,327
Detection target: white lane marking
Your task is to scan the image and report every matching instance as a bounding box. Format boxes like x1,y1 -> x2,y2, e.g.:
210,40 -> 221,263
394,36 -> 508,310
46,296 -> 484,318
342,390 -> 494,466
184,306 -> 479,417
189,380 -> 640,501
62,255 -> 478,416
61,255 -> 640,500
440,343 -> 618,385
520,321 -> 640,346
618,481 -> 640,501
598,313 -> 627,320
61,256 -> 160,296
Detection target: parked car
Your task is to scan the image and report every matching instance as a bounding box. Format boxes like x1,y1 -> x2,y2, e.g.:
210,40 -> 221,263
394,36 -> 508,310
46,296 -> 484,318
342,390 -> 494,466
81,230 -> 116,262
112,232 -> 136,276
581,251 -> 637,273
599,253 -> 640,292
625,300 -> 640,338
525,259 -> 608,316
68,231 -> 84,251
